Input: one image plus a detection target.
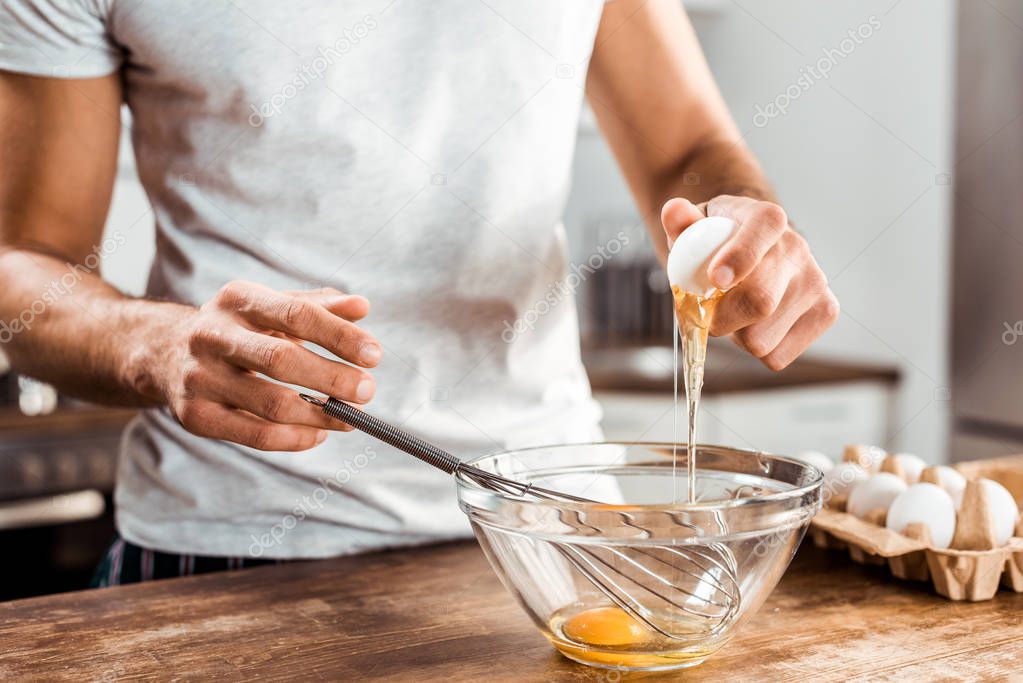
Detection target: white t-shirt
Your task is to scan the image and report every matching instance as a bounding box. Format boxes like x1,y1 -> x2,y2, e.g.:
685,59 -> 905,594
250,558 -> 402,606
0,0 -> 606,557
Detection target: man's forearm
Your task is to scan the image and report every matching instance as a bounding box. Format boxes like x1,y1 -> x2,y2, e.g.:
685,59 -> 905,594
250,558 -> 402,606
671,138 -> 778,206
642,138 -> 779,263
0,247 -> 192,406
0,245 -> 387,450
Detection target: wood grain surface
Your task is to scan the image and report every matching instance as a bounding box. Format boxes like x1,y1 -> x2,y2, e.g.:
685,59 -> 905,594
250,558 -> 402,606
1,541 -> 1020,681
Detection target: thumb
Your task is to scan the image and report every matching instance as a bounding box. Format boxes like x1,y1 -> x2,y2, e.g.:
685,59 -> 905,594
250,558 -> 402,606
660,198 -> 706,250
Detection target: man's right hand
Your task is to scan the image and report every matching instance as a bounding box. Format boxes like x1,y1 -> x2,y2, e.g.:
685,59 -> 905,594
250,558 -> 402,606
161,281 -> 380,452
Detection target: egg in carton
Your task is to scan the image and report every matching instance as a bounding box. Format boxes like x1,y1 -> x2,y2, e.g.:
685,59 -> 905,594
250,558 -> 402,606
955,456 -> 1023,594
809,450 -> 1023,601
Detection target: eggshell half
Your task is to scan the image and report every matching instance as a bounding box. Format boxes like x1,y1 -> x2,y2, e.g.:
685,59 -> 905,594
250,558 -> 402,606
886,483 -> 956,549
791,450 -> 834,474
665,216 -> 737,296
980,478 -> 1020,546
847,472 -> 908,519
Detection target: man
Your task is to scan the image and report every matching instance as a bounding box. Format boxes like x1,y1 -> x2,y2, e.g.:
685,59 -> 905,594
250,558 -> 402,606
0,0 -> 837,583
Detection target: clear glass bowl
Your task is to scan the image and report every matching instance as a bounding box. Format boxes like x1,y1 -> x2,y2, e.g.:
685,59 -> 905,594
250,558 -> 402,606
456,443 -> 822,672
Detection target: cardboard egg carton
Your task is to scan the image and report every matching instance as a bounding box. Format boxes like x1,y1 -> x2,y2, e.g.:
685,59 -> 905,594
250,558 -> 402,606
810,452 -> 1023,601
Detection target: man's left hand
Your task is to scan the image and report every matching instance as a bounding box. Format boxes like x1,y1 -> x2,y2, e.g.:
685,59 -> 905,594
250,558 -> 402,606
661,195 -> 839,370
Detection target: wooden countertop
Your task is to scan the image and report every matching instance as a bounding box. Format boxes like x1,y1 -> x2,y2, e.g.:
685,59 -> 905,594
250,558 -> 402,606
1,541 -> 1019,681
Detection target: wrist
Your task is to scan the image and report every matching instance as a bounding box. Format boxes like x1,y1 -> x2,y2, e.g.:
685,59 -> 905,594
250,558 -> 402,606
121,300 -> 198,405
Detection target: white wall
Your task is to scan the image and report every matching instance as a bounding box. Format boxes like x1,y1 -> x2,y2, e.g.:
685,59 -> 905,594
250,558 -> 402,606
565,0 -> 956,460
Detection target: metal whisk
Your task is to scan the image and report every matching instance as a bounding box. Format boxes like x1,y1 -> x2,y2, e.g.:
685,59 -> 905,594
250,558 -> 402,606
300,394 -> 741,642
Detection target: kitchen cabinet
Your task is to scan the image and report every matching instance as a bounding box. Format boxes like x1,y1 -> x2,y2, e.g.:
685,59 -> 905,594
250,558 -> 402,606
587,341 -> 898,457
0,406 -> 135,599
0,406 -> 135,501
598,381 -> 891,457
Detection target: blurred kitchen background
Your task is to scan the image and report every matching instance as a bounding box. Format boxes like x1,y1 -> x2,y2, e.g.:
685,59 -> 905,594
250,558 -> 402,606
3,0 -> 1022,598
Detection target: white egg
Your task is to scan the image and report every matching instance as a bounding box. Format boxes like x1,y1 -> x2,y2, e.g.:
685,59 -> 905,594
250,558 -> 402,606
843,444 -> 886,473
847,473 -> 908,519
791,450 -> 834,473
892,453 -> 926,484
822,462 -> 868,505
980,479 -> 1020,546
886,483 -> 957,549
665,216 -> 737,296
931,466 -> 967,509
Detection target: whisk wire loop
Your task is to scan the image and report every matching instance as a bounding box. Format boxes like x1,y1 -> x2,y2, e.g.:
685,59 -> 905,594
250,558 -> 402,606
301,393 -> 742,642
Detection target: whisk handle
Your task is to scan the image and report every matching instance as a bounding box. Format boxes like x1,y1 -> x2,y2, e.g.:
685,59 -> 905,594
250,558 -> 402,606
316,396 -> 462,475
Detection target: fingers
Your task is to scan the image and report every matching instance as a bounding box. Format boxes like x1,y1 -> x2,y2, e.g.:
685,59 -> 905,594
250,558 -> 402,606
270,289 -> 369,344
169,281 -> 379,451
214,282 -> 381,368
760,291 -> 841,371
732,271 -> 824,358
711,243 -> 796,336
188,327 -> 376,404
660,197 -> 706,249
177,399 -> 329,452
702,221 -> 836,371
723,232 -> 827,347
199,366 -> 355,431
705,196 -> 789,290
284,287 -> 371,322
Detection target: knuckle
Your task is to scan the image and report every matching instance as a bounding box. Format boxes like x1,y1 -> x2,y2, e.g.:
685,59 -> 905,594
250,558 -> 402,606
756,203 -> 788,232
710,297 -> 740,335
727,243 -> 760,271
281,300 -> 315,330
187,326 -> 222,355
216,280 -> 251,308
300,431 -> 324,448
186,329 -> 205,355
255,341 -> 290,374
249,425 -> 276,451
805,267 -> 829,296
738,329 -> 773,358
821,290 -> 841,322
177,400 -> 209,431
330,323 -> 359,352
750,340 -> 774,359
739,286 -> 779,320
784,229 -> 809,255
261,390 -> 288,421
326,370 -> 358,399
180,361 -> 206,393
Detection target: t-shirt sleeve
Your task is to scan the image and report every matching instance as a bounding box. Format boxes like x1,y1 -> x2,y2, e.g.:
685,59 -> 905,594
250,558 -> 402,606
0,0 -> 122,78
